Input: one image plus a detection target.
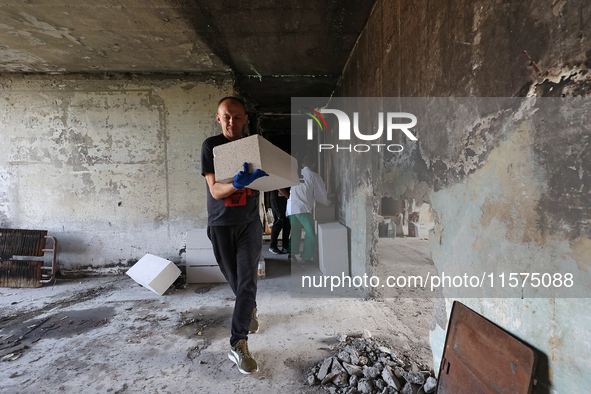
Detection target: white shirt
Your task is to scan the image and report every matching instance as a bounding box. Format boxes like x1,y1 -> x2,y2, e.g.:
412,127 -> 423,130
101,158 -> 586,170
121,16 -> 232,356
287,167 -> 331,216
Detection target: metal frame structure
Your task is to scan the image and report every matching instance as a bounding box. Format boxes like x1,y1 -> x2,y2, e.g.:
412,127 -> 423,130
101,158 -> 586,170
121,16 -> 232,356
40,235 -> 57,284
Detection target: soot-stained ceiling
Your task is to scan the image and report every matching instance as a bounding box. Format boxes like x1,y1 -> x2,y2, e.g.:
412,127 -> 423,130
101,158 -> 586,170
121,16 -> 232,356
0,0 -> 377,134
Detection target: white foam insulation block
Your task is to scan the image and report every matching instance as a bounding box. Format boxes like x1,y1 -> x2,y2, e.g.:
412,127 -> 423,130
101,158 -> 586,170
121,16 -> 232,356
185,229 -> 227,283
187,229 -> 212,249
126,254 -> 181,296
187,266 -> 227,283
314,202 -> 336,222
186,229 -> 217,267
318,222 -> 349,276
186,249 -> 218,266
213,134 -> 299,192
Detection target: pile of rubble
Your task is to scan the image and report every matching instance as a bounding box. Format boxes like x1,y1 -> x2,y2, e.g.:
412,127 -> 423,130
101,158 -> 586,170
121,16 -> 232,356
307,331 -> 437,394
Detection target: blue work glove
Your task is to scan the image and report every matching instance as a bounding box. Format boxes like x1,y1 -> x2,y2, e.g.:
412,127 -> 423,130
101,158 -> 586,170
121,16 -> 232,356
233,162 -> 269,190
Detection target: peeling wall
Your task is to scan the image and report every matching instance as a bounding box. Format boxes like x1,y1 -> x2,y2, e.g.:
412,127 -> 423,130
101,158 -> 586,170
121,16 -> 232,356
331,0 -> 591,392
323,98 -> 382,285
0,74 -> 234,269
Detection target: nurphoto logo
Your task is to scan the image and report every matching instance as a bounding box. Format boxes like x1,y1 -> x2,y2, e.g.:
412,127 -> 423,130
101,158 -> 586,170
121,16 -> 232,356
303,107 -> 418,153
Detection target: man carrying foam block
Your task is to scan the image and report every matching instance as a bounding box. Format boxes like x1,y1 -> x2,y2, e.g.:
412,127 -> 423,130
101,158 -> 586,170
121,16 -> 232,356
201,97 -> 268,374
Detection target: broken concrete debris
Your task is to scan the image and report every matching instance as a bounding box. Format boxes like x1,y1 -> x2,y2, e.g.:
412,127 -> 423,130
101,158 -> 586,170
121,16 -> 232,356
343,362 -> 363,377
382,366 -> 402,390
307,333 -> 437,394
1,352 -> 22,362
338,350 -> 351,363
423,377 -> 437,393
318,356 -> 334,380
401,370 -> 429,385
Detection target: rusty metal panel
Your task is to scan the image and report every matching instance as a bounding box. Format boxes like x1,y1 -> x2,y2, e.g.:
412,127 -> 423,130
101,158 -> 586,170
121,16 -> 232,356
0,229 -> 47,258
0,260 -> 43,288
437,301 -> 537,394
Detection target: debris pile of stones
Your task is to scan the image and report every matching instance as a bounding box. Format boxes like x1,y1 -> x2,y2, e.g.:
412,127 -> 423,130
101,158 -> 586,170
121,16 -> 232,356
307,331 -> 437,394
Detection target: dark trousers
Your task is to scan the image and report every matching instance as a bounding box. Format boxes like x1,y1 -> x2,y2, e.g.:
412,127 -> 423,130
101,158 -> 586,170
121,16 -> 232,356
207,220 -> 262,346
270,192 -> 290,248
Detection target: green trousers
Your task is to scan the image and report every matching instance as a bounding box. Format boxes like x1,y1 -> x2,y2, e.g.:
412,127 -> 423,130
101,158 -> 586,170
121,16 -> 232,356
289,213 -> 316,260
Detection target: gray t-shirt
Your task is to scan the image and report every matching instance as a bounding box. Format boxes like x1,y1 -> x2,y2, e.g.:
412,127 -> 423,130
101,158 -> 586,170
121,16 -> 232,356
200,134 -> 259,226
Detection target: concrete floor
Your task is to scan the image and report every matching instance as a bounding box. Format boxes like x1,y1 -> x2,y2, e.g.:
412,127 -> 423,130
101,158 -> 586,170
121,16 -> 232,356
375,236 -> 439,298
0,240 -> 434,394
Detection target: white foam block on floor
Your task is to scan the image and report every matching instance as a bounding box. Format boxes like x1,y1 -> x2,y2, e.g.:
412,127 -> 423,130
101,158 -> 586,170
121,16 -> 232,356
186,249 -> 218,266
213,134 -> 299,192
315,219 -> 339,235
186,229 -> 211,249
126,254 -> 181,296
187,266 -> 227,283
318,222 -> 349,276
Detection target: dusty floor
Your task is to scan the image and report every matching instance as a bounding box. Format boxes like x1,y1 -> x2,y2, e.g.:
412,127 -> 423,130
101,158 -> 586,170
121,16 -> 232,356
0,240 -> 434,394
375,236 -> 439,298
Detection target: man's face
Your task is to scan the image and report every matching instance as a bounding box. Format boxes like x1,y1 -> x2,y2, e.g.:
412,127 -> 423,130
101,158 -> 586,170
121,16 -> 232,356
216,99 -> 248,141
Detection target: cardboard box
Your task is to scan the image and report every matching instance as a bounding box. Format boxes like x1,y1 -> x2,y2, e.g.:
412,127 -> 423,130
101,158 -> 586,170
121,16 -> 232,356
318,222 -> 349,276
126,254 -> 181,296
213,134 -> 299,192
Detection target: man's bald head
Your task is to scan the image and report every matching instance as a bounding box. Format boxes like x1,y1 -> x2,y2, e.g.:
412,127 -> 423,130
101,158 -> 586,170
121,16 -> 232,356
217,97 -> 246,112
216,97 -> 248,141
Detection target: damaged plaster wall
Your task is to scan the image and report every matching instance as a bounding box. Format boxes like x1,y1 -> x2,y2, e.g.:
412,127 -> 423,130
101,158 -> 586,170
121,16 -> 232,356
331,0 -> 591,392
0,73 -> 234,270
322,97 -> 382,284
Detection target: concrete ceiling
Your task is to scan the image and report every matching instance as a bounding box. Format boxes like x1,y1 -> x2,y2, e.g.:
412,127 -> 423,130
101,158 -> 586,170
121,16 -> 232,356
0,0 -> 377,121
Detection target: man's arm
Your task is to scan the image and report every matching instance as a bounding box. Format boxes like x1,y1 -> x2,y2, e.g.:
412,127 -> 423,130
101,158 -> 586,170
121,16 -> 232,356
204,173 -> 238,200
201,138 -> 235,199
205,162 -> 269,200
